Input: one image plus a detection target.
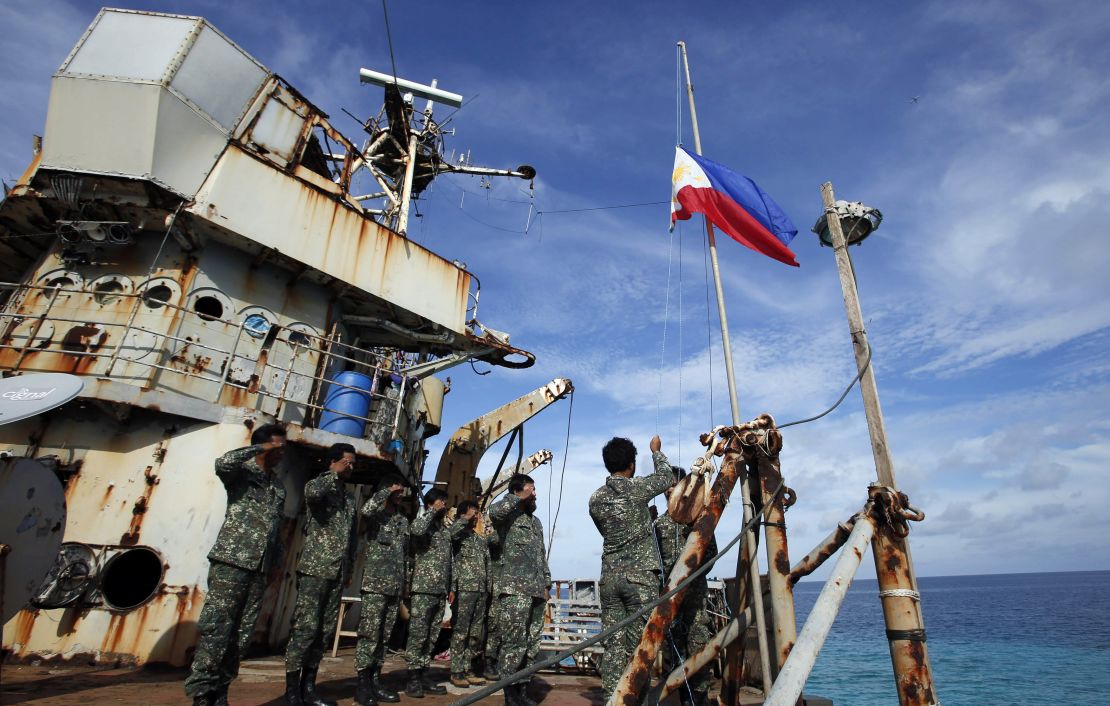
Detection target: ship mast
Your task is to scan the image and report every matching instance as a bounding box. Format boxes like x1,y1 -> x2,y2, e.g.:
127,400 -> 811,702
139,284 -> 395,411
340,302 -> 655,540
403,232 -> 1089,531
356,69 -> 536,236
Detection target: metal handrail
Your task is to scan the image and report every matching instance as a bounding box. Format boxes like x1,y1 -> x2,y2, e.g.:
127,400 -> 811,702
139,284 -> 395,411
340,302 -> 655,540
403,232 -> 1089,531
0,282 -> 416,438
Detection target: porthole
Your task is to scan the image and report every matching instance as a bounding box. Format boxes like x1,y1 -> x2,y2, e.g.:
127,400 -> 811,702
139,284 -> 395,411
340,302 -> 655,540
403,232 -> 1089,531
143,285 -> 173,309
90,275 -> 133,306
194,296 -> 224,321
137,278 -> 181,311
37,269 -> 84,299
99,547 -> 164,611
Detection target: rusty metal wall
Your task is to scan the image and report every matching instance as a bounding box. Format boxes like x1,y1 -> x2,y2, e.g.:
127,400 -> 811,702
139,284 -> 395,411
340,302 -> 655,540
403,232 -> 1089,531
0,408 -> 312,666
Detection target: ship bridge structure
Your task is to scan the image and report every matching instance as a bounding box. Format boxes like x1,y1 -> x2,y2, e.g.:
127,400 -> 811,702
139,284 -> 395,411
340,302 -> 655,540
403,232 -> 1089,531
0,8 -> 533,666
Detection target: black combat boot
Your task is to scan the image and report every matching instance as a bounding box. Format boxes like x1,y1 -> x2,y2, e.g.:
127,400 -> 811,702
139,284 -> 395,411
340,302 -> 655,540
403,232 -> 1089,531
356,668 -> 378,706
213,685 -> 230,706
192,694 -> 216,706
285,670 -> 305,706
502,683 -> 528,706
420,669 -> 447,695
371,666 -> 400,703
483,657 -> 499,681
691,690 -> 710,706
518,680 -> 539,706
301,664 -> 337,706
405,669 -> 425,698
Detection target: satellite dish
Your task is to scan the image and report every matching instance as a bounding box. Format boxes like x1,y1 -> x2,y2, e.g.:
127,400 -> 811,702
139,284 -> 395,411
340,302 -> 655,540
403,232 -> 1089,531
0,373 -> 84,426
0,458 -> 68,623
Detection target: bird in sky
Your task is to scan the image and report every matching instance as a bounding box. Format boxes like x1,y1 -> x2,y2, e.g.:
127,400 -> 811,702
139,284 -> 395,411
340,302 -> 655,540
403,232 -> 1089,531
910,95 -> 921,104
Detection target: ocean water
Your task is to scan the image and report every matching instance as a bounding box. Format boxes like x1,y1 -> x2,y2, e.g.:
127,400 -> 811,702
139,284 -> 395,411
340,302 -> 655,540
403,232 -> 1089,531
791,570 -> 1110,705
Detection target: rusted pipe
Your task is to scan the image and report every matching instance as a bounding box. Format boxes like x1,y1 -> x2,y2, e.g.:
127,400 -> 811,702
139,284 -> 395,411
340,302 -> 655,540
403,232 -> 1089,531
764,512 -> 876,706
756,442 -> 797,676
655,607 -> 753,702
870,484 -> 938,706
789,518 -> 857,585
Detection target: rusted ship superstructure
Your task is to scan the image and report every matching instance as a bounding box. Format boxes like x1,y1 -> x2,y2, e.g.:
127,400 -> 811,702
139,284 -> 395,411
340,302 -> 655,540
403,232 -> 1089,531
0,8 -> 535,666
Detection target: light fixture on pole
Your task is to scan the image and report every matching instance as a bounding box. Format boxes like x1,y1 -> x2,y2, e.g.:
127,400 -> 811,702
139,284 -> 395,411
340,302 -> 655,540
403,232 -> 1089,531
812,200 -> 883,247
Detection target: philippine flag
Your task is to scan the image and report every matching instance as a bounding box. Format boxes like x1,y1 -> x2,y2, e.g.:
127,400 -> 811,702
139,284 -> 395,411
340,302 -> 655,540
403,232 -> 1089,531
670,146 -> 799,267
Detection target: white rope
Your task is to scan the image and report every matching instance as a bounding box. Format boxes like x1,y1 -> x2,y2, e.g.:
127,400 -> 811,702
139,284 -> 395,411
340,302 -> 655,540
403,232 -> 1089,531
878,589 -> 920,601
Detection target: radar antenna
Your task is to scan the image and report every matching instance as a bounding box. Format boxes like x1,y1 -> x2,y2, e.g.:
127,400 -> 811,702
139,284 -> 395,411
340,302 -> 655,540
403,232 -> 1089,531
356,69 -> 536,235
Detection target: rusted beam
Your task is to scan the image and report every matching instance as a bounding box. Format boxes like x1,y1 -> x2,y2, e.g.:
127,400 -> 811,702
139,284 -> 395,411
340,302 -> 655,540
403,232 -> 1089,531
789,518 -> 856,586
764,511 -> 876,706
870,484 -> 937,706
655,607 -> 753,702
755,437 -> 797,676
608,417 -> 774,706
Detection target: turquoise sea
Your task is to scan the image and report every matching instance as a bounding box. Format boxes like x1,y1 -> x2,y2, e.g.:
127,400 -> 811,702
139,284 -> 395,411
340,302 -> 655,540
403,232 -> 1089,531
792,570 -> 1110,705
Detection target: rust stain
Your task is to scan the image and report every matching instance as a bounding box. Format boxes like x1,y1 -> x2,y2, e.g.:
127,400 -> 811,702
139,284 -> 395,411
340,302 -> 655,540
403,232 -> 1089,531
9,609 -> 37,645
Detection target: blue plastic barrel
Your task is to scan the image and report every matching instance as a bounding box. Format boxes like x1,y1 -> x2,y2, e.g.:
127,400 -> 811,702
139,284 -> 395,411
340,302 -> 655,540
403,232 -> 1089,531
318,371 -> 373,438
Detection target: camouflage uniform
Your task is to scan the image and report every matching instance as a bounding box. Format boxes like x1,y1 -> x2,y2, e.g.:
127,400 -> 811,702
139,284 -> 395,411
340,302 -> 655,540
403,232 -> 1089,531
285,471 -> 357,672
484,526 -> 504,670
656,511 -> 716,694
405,507 -> 467,669
185,445 -> 286,698
355,486 -> 409,671
489,494 -> 550,682
450,525 -> 494,675
588,450 -> 673,701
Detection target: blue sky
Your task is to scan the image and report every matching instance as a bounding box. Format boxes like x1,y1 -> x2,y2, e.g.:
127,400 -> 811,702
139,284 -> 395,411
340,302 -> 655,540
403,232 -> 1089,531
2,1 -> 1108,582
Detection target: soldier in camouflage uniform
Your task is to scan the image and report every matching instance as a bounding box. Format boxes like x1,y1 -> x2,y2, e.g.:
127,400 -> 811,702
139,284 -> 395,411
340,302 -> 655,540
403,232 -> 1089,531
354,478 -> 408,706
448,500 -> 494,687
483,522 -> 504,680
185,423 -> 288,706
655,466 -> 715,706
283,443 -> 358,706
404,488 -> 467,697
588,435 -> 673,704
490,474 -> 550,706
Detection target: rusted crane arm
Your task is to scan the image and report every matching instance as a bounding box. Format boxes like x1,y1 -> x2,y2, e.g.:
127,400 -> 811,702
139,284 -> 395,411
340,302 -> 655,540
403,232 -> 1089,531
434,378 -> 571,506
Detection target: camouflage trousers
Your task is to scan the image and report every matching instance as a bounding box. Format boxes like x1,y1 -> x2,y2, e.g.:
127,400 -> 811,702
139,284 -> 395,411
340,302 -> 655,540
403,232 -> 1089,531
405,592 -> 446,669
599,575 -> 658,702
449,590 -> 486,674
184,561 -> 266,697
497,594 -> 545,683
484,592 -> 502,665
284,573 -> 342,672
664,579 -> 713,693
355,591 -> 400,671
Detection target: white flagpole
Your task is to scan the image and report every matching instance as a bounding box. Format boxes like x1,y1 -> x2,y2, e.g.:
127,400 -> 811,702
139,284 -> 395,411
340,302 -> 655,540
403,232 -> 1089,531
677,40 -> 773,695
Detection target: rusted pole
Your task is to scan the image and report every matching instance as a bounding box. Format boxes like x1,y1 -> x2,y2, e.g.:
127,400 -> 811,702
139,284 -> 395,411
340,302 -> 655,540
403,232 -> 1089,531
788,518 -> 856,585
821,182 -> 937,705
764,512 -> 876,706
754,443 -> 797,675
679,40 -> 772,697
656,607 -> 753,702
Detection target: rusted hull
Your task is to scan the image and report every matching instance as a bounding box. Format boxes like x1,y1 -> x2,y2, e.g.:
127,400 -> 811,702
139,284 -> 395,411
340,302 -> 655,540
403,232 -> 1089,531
0,410 -> 311,666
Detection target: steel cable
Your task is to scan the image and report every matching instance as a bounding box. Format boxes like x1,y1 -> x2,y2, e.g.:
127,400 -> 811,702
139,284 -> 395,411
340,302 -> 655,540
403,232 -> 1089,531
779,343 -> 872,429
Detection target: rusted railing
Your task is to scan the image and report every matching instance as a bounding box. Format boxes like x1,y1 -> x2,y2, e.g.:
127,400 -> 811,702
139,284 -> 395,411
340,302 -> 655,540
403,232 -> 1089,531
0,281 -> 421,442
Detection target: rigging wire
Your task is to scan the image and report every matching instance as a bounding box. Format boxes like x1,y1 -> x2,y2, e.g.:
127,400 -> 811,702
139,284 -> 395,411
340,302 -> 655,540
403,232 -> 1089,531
380,0 -> 399,83
656,226 -> 676,434
779,343 -> 874,428
546,389 -> 574,561
702,225 -> 715,426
